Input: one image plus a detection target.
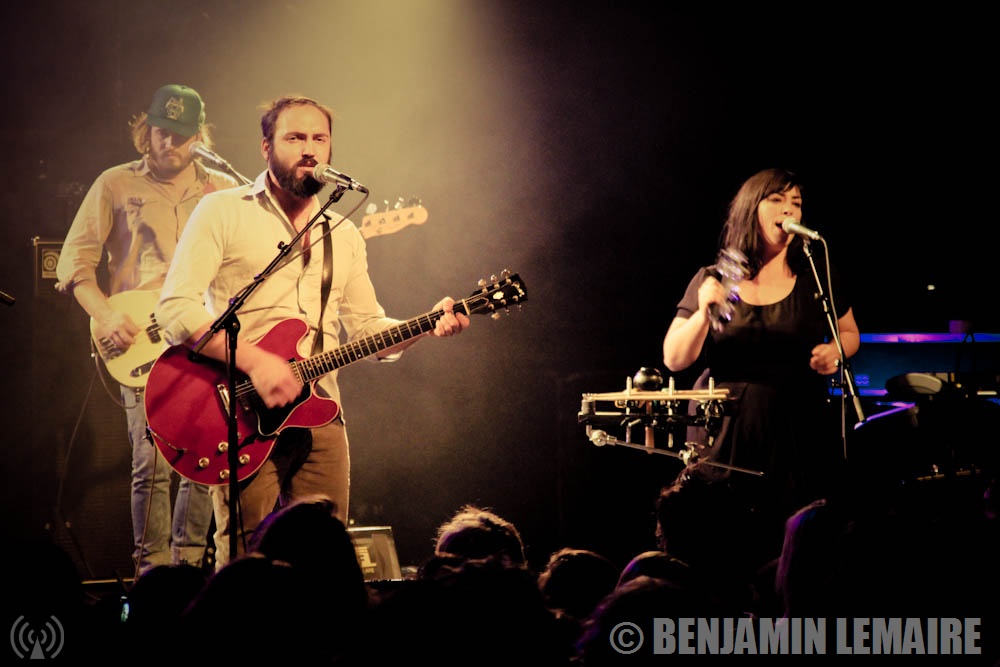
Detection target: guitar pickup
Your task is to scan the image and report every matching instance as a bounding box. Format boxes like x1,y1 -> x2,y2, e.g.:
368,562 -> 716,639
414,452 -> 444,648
147,316 -> 161,343
130,360 -> 155,379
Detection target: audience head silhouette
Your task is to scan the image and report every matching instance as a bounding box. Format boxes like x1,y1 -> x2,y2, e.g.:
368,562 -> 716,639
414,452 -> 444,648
434,503 -> 527,566
617,549 -> 694,589
537,547 -> 619,622
248,494 -> 370,615
576,574 -> 719,665
655,471 -> 766,572
370,555 -> 564,665
123,563 -> 207,649
180,555 -> 325,661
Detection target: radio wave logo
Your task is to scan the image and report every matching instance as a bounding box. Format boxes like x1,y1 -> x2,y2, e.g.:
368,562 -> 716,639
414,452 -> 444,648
9,615 -> 65,659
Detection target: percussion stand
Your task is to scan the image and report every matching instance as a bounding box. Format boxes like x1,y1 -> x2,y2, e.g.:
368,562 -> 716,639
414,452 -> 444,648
801,239 -> 865,461
579,374 -> 764,478
585,425 -> 764,477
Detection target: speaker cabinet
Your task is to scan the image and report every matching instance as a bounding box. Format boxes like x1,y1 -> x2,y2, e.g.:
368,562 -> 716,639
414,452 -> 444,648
31,236 -> 64,297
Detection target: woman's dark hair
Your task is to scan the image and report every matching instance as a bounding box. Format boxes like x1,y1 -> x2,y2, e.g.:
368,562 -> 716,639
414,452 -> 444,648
721,168 -> 806,278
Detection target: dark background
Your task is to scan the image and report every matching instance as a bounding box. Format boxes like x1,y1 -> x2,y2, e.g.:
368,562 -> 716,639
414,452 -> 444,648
2,2 -> 995,578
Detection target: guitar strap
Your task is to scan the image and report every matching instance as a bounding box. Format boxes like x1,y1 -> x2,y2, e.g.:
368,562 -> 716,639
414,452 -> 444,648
311,217 -> 333,356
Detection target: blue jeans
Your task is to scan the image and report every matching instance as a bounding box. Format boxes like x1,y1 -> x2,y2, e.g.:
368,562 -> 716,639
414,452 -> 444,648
123,386 -> 213,575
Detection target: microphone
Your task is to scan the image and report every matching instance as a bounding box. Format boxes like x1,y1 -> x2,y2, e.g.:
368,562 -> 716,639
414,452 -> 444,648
779,218 -> 822,241
312,163 -> 369,194
189,142 -> 231,168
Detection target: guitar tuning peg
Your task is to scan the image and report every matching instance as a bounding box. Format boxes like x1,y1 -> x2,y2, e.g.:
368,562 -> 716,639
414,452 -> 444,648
490,312 -> 501,320
394,197 -> 404,210
499,268 -> 511,279
489,274 -> 498,283
382,199 -> 390,212
477,278 -> 487,288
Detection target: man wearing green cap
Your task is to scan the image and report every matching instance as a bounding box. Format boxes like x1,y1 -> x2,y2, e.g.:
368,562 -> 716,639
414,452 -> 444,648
56,84 -> 240,576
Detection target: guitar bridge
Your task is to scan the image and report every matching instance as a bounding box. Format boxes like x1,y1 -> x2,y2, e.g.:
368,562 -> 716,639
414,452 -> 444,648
99,337 -> 122,360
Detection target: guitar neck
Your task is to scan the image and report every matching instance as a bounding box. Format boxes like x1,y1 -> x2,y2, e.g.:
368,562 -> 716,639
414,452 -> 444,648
282,270 -> 526,385
293,301 -> 470,384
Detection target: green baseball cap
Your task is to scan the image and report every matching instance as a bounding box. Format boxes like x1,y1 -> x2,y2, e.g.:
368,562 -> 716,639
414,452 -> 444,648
146,84 -> 205,137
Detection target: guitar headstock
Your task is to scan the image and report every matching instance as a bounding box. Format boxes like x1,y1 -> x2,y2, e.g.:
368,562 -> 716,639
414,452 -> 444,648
464,269 -> 528,320
360,197 -> 428,239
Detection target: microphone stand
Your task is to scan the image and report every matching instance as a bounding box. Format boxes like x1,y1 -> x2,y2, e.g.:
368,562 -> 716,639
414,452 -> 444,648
189,184 -> 349,562
195,150 -> 253,186
227,169 -> 253,187
801,239 -> 865,461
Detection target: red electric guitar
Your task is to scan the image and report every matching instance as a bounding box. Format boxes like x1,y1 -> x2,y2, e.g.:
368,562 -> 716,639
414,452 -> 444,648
143,270 -> 527,485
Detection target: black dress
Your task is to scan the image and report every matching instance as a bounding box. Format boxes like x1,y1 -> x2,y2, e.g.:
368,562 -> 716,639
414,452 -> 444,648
674,263 -> 851,523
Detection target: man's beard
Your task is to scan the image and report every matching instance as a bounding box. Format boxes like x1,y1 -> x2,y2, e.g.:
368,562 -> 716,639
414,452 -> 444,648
271,156 -> 323,198
148,145 -> 192,179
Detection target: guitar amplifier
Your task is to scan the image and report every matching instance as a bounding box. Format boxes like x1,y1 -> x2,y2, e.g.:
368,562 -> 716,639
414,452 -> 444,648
32,236 -> 63,298
31,236 -> 111,299
349,525 -> 403,582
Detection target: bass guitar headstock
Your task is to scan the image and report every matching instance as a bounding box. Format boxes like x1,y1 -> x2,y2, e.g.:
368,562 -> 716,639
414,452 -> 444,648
360,197 -> 428,239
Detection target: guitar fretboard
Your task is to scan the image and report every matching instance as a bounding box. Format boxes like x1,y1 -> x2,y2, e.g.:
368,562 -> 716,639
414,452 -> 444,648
296,311 -> 444,382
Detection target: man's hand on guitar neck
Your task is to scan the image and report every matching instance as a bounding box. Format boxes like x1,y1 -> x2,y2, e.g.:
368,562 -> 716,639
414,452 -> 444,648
374,296 -> 471,359
430,296 -> 470,337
